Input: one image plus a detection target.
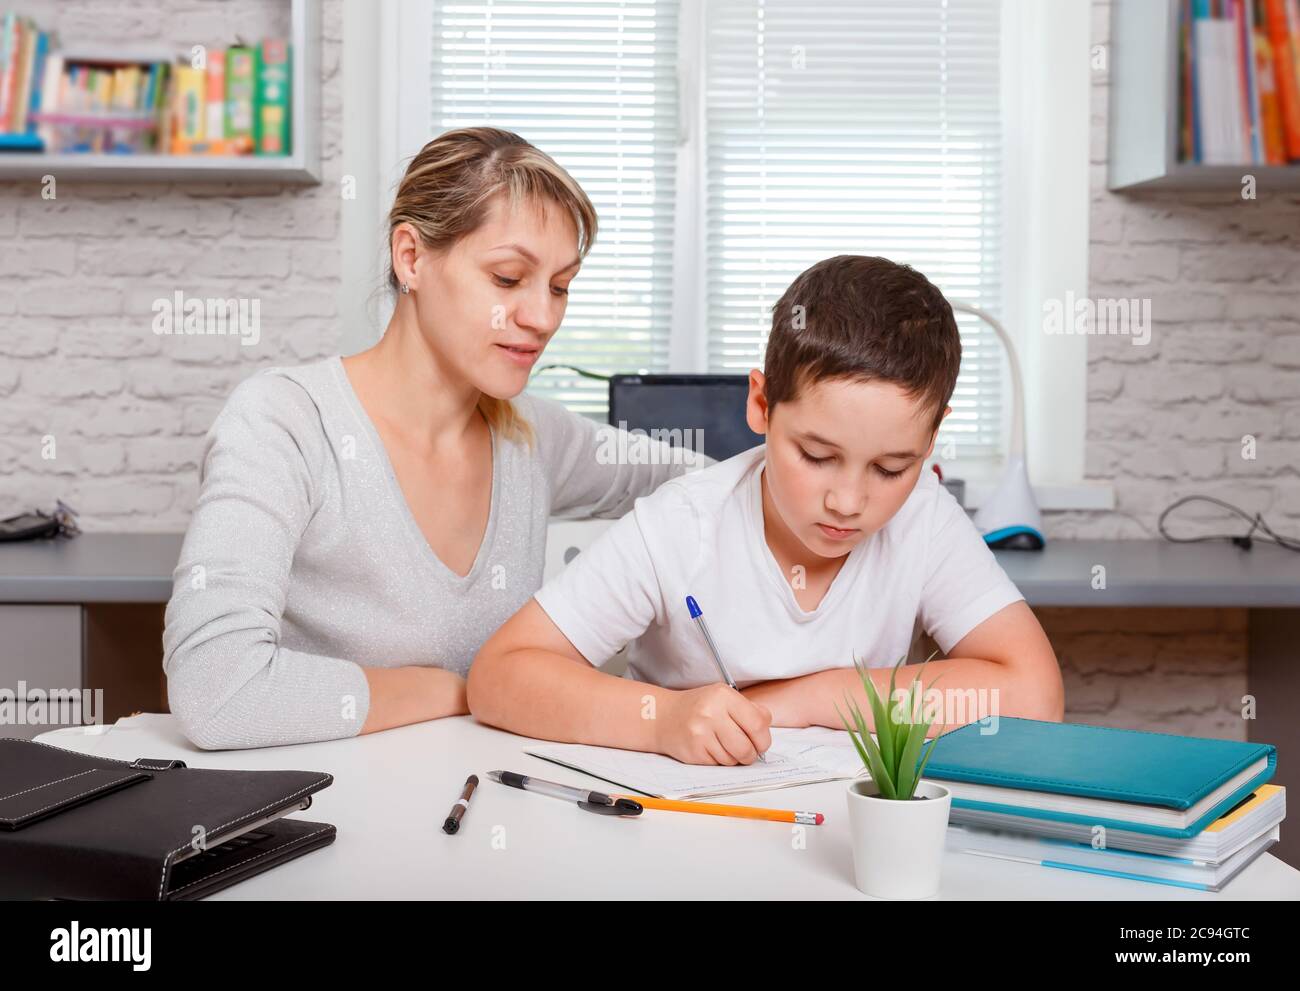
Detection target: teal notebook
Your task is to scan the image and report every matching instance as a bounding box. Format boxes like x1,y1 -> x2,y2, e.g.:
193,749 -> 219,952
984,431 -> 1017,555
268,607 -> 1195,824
923,718 -> 1276,839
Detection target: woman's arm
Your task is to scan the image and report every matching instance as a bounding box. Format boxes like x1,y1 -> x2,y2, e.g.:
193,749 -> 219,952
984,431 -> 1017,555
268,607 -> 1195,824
522,394 -> 710,519
164,375 -> 464,750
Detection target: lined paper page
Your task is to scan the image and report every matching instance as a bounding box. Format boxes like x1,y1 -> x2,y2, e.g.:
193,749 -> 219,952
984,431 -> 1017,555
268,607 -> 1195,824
526,727 -> 868,800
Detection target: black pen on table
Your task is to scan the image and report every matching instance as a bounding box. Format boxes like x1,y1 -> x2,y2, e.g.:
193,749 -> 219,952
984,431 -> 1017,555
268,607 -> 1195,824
442,774 -> 478,834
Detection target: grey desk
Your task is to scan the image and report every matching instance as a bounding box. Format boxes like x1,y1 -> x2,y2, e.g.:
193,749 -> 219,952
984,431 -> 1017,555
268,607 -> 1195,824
0,533 -> 182,603
6,534 -> 1296,606
0,534 -> 185,738
2,533 -> 1297,863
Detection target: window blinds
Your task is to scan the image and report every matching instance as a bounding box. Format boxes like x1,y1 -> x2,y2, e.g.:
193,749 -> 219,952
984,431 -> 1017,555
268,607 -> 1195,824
704,0 -> 1005,457
429,0 -> 681,416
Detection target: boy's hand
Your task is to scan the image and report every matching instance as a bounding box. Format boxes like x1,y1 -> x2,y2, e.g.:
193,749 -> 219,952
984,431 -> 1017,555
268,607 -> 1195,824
655,684 -> 772,765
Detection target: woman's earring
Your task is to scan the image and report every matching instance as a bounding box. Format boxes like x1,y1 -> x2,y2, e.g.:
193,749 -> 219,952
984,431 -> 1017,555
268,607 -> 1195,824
400,282 -> 410,295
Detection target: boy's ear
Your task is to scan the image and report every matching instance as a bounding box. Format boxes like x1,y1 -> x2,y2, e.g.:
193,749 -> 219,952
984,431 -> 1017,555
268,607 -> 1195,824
745,369 -> 770,436
922,405 -> 952,458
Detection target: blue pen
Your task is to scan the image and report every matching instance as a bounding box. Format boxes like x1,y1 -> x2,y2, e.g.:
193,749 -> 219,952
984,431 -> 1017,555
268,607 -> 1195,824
685,595 -> 767,762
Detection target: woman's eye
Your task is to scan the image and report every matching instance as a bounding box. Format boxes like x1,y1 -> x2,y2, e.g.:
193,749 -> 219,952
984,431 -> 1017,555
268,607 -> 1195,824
491,274 -> 519,288
874,464 -> 905,479
551,285 -> 569,297
798,447 -> 833,466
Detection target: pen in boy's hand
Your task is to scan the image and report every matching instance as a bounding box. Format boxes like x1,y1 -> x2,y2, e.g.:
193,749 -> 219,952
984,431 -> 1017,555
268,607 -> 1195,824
685,595 -> 768,763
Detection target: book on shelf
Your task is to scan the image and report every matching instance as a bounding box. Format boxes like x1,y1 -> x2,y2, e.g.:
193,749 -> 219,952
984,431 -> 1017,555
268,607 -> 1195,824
0,11 -> 293,158
1181,0 -> 1300,165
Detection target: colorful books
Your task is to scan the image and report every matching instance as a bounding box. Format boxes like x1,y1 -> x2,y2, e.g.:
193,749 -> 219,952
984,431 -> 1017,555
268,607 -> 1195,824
927,717 -> 1286,892
0,13 -> 49,139
950,782 -> 1286,861
947,821 -> 1280,892
205,50 -> 224,143
923,717 -> 1277,839
930,719 -> 1285,891
1265,0 -> 1300,158
258,39 -> 291,155
173,65 -> 205,144
223,46 -> 259,153
1181,0 -> 1300,164
0,12 -> 291,157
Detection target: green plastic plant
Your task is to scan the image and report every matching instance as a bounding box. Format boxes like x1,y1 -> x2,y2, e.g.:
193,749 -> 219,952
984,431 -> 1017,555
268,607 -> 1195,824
837,650 -> 944,801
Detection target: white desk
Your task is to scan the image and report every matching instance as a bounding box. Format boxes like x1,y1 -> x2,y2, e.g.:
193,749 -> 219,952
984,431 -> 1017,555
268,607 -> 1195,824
35,714 -> 1300,900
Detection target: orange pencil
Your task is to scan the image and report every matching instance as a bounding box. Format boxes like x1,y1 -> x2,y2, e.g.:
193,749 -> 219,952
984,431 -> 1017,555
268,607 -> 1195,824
614,795 -> 824,825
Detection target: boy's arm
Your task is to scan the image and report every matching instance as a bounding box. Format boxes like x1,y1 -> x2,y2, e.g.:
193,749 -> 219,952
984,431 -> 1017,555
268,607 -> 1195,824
466,598 -> 664,748
467,503 -> 773,764
468,600 -> 773,763
742,600 -> 1063,735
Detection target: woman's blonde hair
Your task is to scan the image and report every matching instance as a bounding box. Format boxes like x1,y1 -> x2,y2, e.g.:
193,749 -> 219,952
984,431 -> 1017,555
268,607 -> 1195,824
387,127 -> 598,445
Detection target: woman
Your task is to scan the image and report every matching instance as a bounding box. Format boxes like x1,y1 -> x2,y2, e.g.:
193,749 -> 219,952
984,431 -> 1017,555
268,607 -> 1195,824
163,128 -> 690,750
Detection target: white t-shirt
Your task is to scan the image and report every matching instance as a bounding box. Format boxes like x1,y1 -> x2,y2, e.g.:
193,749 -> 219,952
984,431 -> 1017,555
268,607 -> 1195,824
534,445 -> 1025,689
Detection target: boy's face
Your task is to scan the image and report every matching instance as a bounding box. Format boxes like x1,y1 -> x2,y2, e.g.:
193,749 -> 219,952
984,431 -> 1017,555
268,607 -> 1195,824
745,371 -> 948,560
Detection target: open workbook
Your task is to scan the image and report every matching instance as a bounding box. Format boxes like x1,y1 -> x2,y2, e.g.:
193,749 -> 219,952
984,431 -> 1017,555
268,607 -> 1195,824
526,727 -> 868,800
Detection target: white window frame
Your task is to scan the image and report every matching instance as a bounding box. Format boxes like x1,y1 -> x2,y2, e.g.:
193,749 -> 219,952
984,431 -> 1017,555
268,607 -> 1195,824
368,0 -> 1112,511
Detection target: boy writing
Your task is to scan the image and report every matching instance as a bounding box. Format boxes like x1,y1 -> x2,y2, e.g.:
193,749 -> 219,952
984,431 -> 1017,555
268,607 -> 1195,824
468,255 -> 1063,764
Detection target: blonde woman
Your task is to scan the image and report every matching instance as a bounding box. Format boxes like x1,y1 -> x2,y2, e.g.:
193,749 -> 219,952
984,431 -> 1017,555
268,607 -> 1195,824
163,128 -> 690,750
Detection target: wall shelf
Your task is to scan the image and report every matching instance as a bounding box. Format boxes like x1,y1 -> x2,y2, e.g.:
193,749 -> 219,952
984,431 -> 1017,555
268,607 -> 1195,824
1107,0 -> 1300,191
0,0 -> 320,186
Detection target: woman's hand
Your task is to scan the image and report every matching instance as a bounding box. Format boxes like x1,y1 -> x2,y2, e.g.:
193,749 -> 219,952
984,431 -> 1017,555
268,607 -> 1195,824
360,666 -> 468,735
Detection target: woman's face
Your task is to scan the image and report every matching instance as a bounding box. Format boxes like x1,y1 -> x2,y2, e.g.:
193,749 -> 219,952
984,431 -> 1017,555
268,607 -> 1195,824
404,194 -> 582,399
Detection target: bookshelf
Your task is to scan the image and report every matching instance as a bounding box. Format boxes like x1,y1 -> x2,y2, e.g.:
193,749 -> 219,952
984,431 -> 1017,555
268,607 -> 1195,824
0,0 -> 320,185
1108,0 -> 1300,191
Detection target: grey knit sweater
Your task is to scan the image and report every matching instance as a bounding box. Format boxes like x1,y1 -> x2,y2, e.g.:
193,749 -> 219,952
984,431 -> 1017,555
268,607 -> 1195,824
163,356 -> 693,750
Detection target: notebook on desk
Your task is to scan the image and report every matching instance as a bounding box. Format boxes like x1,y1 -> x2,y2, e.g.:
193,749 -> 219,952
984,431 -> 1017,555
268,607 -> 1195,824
923,717 -> 1278,839
526,726 -> 865,800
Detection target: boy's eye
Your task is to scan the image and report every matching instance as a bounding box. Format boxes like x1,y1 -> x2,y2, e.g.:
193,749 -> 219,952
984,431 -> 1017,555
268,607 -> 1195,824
798,447 -> 833,466
491,273 -> 520,287
874,464 -> 906,479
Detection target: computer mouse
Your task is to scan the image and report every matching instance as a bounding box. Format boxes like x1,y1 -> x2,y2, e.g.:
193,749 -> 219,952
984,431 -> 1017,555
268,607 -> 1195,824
986,530 -> 1045,550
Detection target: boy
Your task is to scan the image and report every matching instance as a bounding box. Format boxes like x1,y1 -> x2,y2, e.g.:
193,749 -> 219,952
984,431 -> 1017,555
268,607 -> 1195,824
468,255 -> 1063,765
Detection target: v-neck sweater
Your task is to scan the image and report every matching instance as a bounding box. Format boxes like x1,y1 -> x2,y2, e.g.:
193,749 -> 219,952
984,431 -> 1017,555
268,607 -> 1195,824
162,356 -> 693,750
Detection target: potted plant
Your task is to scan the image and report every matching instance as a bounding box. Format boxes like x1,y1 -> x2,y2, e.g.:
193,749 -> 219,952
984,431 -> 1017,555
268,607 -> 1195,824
838,652 -> 951,899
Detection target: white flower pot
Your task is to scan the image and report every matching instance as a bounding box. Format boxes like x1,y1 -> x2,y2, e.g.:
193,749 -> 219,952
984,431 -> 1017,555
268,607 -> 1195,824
845,777 -> 952,899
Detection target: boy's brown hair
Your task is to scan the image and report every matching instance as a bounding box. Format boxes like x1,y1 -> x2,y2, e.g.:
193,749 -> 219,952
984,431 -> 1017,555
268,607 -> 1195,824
763,255 -> 961,434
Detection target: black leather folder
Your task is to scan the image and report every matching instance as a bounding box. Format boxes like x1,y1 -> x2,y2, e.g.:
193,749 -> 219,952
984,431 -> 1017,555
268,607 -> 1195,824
0,738 -> 336,900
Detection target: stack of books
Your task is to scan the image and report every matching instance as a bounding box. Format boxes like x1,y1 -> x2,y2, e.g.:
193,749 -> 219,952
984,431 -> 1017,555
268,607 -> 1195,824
1179,0 -> 1300,164
0,11 -> 291,157
925,717 -> 1284,892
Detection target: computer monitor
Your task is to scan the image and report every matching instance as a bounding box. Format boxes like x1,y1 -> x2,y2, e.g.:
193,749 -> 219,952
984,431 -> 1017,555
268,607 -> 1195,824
607,374 -> 764,463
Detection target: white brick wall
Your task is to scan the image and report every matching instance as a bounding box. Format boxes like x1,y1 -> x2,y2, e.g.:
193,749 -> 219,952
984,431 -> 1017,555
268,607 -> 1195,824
5,1 -> 1292,537
1063,0 -> 1300,541
1047,0 -> 1299,738
0,0 -> 344,531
